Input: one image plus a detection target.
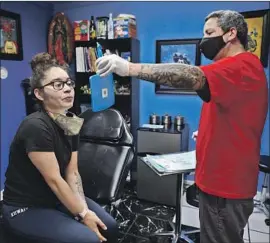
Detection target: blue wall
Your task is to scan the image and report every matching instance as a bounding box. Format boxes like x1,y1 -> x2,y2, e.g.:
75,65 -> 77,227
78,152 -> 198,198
53,1 -> 269,188
0,2 -> 53,190
1,1 -> 269,191
53,1 -> 269,152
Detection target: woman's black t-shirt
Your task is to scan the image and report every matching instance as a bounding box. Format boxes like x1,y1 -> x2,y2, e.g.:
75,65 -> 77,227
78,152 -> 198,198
3,109 -> 79,208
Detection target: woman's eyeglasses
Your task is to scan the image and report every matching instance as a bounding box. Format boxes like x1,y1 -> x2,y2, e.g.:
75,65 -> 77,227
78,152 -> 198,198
40,79 -> 76,91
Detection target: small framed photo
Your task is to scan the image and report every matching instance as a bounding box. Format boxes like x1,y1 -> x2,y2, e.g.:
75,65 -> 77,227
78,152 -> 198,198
241,9 -> 270,67
0,9 -> 23,61
155,38 -> 201,95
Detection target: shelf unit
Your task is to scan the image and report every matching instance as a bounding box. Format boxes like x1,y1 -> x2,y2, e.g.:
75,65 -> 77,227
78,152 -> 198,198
73,37 -> 140,140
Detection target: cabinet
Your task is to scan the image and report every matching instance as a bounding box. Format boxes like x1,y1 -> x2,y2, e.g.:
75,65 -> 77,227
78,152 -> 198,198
135,125 -> 190,206
73,38 -> 140,138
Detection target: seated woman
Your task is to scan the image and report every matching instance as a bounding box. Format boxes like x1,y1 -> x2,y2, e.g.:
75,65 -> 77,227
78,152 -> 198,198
2,53 -> 118,243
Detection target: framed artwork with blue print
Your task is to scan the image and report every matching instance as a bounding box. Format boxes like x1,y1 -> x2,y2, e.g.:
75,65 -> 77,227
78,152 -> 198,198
155,38 -> 201,94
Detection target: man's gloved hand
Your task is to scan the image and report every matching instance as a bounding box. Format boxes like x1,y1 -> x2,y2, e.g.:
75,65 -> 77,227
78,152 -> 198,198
96,54 -> 129,77
192,130 -> 198,141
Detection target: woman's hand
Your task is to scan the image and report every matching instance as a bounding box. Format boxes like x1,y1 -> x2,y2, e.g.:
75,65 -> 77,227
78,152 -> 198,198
83,210 -> 107,242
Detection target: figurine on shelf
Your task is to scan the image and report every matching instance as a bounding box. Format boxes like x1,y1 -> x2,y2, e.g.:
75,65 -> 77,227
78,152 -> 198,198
89,16 -> 96,40
80,85 -> 91,95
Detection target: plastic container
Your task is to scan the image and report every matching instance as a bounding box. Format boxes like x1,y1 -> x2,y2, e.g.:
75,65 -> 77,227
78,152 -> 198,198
96,16 -> 109,39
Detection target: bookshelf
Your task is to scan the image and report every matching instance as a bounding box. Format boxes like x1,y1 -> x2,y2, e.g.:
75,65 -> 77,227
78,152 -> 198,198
73,37 -> 140,140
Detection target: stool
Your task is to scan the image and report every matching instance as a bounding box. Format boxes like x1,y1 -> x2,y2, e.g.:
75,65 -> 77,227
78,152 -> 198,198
254,155 -> 270,220
180,183 -> 200,242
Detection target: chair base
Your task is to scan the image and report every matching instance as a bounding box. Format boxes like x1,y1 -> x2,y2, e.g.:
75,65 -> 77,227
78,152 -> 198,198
149,231 -> 197,243
148,221 -> 199,243
254,198 -> 270,218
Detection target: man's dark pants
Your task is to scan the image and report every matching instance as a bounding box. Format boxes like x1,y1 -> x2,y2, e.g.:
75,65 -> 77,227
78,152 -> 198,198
199,189 -> 254,243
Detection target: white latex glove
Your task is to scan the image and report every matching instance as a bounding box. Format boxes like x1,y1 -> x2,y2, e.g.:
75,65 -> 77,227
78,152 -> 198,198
96,54 -> 129,77
192,130 -> 198,141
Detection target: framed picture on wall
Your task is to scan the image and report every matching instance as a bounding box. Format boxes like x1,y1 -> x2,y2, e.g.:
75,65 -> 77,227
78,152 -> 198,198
48,12 -> 74,65
155,38 -> 201,95
241,9 -> 270,67
0,9 -> 23,61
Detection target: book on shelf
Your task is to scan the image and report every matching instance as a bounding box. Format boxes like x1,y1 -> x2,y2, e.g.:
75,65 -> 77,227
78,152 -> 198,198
75,47 -> 98,73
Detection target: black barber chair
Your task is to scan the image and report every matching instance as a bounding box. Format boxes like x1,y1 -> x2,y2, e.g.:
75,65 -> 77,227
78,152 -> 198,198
0,108 -> 134,243
21,78 -> 40,115
78,108 -> 134,208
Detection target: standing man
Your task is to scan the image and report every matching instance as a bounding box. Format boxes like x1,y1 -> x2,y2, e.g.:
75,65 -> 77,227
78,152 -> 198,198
96,10 -> 269,243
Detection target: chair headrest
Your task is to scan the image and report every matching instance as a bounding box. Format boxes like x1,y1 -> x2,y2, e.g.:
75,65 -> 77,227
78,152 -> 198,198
79,109 -> 125,142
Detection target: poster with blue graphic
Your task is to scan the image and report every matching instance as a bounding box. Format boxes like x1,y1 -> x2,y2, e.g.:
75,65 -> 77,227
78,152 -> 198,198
156,39 -> 201,94
160,44 -> 196,65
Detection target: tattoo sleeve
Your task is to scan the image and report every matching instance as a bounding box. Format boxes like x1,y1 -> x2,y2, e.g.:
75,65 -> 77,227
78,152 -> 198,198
75,172 -> 86,202
129,63 -> 206,90
67,171 -> 88,208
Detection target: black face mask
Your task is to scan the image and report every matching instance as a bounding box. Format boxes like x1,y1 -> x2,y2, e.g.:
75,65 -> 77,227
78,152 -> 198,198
199,33 -> 227,60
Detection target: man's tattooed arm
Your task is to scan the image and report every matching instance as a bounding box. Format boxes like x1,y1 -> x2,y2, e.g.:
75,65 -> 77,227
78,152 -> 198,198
129,63 -> 206,90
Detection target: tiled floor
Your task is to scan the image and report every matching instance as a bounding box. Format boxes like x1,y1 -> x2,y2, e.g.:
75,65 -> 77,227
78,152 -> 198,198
244,207 -> 270,243
107,182 -> 269,243
179,191 -> 270,243
105,182 -> 200,243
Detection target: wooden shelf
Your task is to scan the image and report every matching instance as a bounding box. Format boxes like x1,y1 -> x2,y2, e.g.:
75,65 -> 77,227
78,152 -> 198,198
75,72 -> 130,81
75,38 -> 139,55
74,38 -> 140,139
75,37 -> 136,47
75,72 -> 96,76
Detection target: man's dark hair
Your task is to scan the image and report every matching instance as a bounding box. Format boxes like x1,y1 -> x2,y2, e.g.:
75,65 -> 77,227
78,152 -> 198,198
205,10 -> 248,48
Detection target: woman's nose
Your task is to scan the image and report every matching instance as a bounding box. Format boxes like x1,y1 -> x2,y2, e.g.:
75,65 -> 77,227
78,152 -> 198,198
63,83 -> 72,92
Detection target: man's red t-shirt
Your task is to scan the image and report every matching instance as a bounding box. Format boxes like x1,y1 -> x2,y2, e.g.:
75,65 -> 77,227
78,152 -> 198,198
196,52 -> 268,199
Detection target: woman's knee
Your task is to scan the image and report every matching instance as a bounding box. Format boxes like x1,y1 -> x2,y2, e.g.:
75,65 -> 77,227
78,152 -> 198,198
86,200 -> 117,227
106,215 -> 118,233
102,214 -> 119,240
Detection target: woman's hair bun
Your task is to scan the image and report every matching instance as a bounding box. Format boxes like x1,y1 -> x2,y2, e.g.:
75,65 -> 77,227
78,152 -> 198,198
30,52 -> 57,72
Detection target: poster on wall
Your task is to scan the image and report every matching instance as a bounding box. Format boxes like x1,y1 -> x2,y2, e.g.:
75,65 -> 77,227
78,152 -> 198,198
155,38 -> 201,95
0,9 -> 23,61
241,9 -> 270,67
48,12 -> 74,65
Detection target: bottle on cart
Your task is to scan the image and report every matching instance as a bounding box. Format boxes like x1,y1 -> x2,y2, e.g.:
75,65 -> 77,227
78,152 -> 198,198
89,16 -> 97,39
108,13 -> 114,39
